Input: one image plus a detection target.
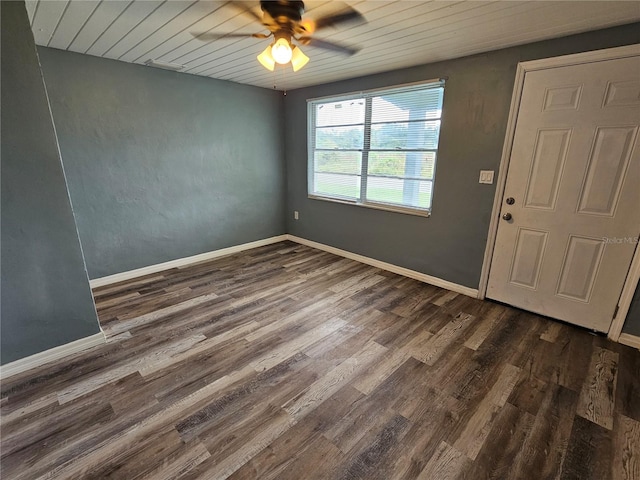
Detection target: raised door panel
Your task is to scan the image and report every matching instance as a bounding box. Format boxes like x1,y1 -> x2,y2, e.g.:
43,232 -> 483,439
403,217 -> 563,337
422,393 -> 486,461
603,80 -> 640,107
524,129 -> 572,210
542,85 -> 583,111
508,229 -> 548,289
556,236 -> 605,302
578,126 -> 638,216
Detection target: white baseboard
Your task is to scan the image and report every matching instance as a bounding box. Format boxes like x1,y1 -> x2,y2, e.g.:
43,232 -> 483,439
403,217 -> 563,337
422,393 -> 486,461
90,235 -> 288,289
0,332 -> 106,380
90,232 -> 476,297
286,235 -> 479,298
618,333 -> 640,350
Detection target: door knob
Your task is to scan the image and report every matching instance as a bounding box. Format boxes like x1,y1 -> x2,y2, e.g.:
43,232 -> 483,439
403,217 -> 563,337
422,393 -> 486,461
502,213 -> 512,221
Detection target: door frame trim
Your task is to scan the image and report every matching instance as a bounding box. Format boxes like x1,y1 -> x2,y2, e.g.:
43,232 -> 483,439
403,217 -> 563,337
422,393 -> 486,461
608,244 -> 640,341
478,43 -> 640,341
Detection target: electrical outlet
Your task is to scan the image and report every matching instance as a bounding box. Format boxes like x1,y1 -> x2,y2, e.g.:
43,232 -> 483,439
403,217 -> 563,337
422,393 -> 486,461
294,211 -> 299,220
479,170 -> 494,184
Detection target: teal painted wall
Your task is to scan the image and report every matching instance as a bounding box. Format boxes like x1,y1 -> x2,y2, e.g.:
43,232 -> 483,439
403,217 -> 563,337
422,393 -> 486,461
1,2 -> 101,364
38,47 -> 286,279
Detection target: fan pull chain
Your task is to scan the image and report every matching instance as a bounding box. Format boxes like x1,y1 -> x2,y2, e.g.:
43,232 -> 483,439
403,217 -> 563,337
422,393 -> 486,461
280,64 -> 288,95
272,64 -> 288,95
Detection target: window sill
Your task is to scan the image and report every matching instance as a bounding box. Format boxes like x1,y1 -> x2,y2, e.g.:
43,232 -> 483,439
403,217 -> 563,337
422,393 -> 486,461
308,194 -> 431,218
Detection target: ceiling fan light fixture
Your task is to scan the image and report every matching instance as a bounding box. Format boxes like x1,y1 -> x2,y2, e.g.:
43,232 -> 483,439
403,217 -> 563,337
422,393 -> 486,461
194,1 -> 364,75
299,18 -> 316,34
257,45 -> 275,71
271,37 -> 293,64
291,46 -> 309,72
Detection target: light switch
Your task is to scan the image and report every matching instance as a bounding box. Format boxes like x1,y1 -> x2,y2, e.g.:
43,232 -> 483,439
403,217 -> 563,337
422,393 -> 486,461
479,170 -> 494,184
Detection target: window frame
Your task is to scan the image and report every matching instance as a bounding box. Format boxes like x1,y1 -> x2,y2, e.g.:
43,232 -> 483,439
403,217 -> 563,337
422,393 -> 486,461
307,78 -> 445,217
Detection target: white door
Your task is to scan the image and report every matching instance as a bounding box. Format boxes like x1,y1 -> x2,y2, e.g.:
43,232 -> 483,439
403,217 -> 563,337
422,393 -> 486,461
487,55 -> 640,332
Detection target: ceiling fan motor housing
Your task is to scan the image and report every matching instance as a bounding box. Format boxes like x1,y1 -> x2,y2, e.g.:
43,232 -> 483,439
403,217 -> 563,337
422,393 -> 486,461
260,1 -> 305,26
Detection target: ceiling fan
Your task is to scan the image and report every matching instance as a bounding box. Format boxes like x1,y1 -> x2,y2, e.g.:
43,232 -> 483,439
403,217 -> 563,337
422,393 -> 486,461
192,1 -> 364,72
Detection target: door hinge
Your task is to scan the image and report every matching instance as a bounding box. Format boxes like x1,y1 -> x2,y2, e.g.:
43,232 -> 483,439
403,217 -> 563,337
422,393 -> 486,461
613,304 -> 619,319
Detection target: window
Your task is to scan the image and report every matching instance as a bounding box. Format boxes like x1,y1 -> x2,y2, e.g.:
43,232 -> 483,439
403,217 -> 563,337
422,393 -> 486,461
308,80 -> 445,216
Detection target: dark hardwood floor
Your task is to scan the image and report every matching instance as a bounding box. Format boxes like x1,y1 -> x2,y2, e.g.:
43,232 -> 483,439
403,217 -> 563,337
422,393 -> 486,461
1,241 -> 639,479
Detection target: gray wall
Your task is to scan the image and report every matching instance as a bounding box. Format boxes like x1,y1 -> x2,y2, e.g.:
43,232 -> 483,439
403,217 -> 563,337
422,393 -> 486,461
1,2 -> 101,364
285,23 -> 640,290
38,48 -> 286,279
623,283 -> 640,336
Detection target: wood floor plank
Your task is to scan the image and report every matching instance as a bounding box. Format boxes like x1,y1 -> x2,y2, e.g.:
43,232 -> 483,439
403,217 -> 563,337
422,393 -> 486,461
383,393 -> 465,479
351,347 -> 411,395
559,415 -> 613,480
196,404 -> 296,479
413,312 -> 475,365
1,395 -> 115,460
77,425 -> 183,479
268,434 -> 344,480
228,385 -> 363,480
416,441 -> 471,480
463,304 -> 508,351
0,392 -> 58,425
103,293 -> 219,336
452,363 -> 521,460
1,240 -> 637,479
389,284 -> 441,318
555,329 -> 595,393
250,318 -> 347,373
138,321 -> 261,377
466,402 -> 536,480
322,373 -> 411,457
612,414 -> 640,480
107,372 -> 160,416
372,309 -> 436,350
431,290 -> 458,306
95,290 -> 141,309
34,366 -> 258,480
283,340 -> 387,420
449,311 -> 535,406
138,440 -> 211,480
174,353 -> 311,444
92,274 -> 166,299
509,383 -> 578,480
576,346 -> 619,430
615,345 -> 640,422
335,413 -> 411,480
540,321 -> 564,343
56,334 -> 207,404
507,374 -> 549,416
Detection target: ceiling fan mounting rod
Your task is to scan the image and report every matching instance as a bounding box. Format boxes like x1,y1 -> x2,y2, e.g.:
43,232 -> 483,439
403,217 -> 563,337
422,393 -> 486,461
274,30 -> 293,44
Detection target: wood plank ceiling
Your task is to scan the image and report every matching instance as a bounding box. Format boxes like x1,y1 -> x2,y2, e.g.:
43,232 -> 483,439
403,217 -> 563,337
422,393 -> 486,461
26,1 -> 640,91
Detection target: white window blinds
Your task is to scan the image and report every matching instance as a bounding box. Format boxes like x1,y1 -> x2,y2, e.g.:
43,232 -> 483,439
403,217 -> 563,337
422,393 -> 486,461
308,80 -> 445,214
